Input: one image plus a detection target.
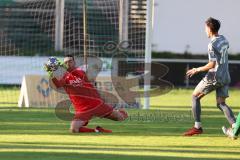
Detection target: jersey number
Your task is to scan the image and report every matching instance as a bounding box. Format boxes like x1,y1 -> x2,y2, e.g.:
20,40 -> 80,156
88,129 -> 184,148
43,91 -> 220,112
220,45 -> 228,64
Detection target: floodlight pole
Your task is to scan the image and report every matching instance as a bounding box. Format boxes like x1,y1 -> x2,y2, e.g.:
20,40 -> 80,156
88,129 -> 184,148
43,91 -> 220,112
143,0 -> 154,109
55,0 -> 65,51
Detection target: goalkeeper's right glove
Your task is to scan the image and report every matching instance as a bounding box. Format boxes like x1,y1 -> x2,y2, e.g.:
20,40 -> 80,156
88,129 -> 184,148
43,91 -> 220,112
44,63 -> 54,78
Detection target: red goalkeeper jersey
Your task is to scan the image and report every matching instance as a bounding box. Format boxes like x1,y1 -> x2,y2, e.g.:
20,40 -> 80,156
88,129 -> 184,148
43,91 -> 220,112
52,67 -> 102,113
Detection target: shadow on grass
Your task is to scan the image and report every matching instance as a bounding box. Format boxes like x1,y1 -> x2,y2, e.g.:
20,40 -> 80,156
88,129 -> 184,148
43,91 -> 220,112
0,119 -> 227,137
0,142 -> 240,155
0,151 -> 240,160
0,107 -> 238,137
2,141 -> 240,149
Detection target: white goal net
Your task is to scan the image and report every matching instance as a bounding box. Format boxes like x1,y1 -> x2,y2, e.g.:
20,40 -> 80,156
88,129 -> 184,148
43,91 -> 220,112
0,0 -> 148,108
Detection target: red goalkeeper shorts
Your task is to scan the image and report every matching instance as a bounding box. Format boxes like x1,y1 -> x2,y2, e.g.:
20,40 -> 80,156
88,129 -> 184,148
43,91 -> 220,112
73,103 -> 114,121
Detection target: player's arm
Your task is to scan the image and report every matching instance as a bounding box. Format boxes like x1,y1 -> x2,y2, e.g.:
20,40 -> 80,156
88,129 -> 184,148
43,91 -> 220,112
196,61 -> 216,72
187,44 -> 216,77
186,61 -> 216,77
45,69 -> 66,88
50,77 -> 66,88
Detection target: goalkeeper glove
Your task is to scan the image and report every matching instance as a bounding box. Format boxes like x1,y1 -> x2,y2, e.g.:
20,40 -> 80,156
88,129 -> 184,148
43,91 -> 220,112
44,64 -> 54,78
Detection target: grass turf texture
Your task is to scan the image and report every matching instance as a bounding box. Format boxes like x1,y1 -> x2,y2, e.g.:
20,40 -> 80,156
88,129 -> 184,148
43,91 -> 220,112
0,88 -> 240,160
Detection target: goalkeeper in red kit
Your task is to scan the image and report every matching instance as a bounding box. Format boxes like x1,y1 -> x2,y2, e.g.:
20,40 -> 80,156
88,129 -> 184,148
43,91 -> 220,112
45,55 -> 128,133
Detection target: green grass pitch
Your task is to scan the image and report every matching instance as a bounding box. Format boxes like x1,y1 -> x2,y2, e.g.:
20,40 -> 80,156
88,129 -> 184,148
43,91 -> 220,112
0,88 -> 240,160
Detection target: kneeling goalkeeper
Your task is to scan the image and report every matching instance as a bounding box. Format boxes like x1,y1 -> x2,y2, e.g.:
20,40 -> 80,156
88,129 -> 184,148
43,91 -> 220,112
45,54 -> 128,133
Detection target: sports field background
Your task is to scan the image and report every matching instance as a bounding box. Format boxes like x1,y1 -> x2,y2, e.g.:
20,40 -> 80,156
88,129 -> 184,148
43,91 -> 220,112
0,88 -> 240,160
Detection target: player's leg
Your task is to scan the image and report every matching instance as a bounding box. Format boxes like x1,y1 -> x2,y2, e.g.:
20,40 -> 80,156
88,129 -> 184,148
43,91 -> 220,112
184,79 -> 215,136
104,108 -> 128,121
222,126 -> 236,139
192,91 -> 205,129
184,92 -> 204,136
217,97 -> 236,126
93,103 -> 128,122
233,112 -> 240,136
70,114 -> 96,133
92,108 -> 128,133
217,85 -> 238,139
222,111 -> 239,139
89,103 -> 128,133
216,85 -> 236,127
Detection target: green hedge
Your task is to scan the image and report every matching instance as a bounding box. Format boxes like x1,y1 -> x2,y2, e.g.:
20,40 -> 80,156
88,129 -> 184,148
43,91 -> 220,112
152,51 -> 240,60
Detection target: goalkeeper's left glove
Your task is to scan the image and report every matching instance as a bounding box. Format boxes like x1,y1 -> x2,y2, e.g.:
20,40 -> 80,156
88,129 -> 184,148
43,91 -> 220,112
58,60 -> 67,70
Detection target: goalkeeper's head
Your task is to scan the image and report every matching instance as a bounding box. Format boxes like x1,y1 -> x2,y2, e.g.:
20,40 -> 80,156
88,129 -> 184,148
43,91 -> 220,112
64,54 -> 76,71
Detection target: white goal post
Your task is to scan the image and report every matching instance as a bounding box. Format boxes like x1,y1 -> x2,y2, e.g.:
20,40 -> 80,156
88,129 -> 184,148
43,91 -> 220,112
144,0 -> 154,109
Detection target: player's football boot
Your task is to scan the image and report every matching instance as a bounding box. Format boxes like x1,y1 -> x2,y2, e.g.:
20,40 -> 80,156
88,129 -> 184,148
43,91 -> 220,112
222,126 -> 237,140
183,127 -> 203,136
95,126 -> 112,133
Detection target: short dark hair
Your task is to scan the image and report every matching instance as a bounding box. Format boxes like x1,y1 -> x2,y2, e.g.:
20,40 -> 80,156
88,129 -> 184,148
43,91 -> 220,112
64,54 -> 74,60
205,17 -> 221,33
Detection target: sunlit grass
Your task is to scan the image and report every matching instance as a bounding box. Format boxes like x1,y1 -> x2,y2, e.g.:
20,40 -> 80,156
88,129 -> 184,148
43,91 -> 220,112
0,86 -> 19,107
149,88 -> 240,108
0,88 -> 240,160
